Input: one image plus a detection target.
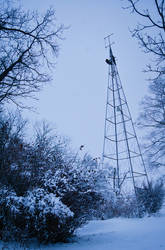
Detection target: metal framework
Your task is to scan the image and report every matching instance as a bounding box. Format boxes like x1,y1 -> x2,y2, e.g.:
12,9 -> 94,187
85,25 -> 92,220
102,35 -> 149,196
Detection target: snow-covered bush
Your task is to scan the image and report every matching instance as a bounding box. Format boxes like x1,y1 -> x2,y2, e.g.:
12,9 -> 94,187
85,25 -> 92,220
101,180 -> 164,218
0,187 -> 74,242
42,153 -> 105,226
137,180 -> 164,214
0,116 -> 105,243
100,192 -> 139,218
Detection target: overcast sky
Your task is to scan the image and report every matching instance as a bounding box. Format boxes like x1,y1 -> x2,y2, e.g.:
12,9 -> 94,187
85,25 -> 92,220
19,0 -> 151,157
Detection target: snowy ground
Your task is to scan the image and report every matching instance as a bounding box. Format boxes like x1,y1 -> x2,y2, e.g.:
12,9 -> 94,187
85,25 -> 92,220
1,208 -> 165,250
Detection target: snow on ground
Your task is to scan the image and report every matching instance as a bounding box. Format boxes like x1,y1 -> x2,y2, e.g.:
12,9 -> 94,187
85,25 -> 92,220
1,208 -> 165,250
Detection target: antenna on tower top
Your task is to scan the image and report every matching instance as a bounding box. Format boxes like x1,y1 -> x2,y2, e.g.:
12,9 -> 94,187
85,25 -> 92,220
104,34 -> 114,48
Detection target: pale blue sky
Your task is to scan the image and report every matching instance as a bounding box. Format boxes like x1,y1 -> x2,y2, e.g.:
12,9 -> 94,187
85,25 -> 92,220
19,0 -> 150,157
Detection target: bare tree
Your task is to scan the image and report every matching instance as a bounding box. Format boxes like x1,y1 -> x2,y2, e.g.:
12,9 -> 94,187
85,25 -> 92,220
125,0 -> 165,76
124,1 -> 165,168
0,1 -> 65,107
138,76 -> 165,168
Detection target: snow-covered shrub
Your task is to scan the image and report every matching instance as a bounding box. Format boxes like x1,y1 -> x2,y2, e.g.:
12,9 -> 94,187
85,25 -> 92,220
137,180 -> 164,214
25,188 -> 74,243
42,153 -> 105,226
101,180 -> 164,218
0,187 -> 74,243
114,194 -> 139,217
100,192 -> 139,218
0,117 -> 106,243
101,181 -> 165,218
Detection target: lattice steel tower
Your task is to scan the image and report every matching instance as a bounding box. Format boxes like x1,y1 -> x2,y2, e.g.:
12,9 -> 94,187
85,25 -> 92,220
102,35 -> 149,195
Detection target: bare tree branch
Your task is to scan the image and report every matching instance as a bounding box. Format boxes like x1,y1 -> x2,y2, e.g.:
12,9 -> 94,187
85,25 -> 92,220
125,0 -> 165,75
0,1 -> 66,107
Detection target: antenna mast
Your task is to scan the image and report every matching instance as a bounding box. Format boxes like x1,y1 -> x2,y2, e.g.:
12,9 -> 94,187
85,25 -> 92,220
102,35 -> 149,196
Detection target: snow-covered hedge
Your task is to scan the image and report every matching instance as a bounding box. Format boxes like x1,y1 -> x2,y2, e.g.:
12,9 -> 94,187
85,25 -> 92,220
0,187 -> 75,242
